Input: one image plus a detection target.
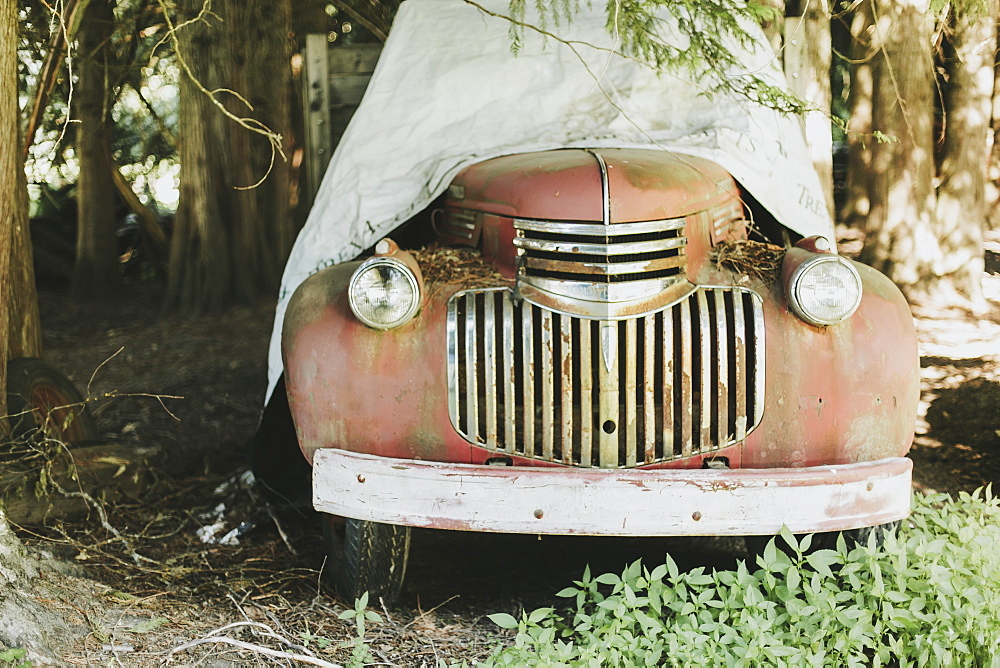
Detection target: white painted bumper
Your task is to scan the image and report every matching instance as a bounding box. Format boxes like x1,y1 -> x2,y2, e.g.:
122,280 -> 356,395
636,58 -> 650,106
312,449 -> 912,536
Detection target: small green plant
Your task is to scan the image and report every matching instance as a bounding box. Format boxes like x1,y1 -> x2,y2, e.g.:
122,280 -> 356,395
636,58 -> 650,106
299,621 -> 332,651
0,648 -> 30,667
483,488 -> 1000,667
338,591 -> 382,668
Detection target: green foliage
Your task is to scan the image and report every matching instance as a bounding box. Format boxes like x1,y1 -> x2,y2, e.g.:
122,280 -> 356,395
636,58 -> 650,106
337,591 -> 383,667
482,489 -> 1000,666
506,0 -> 807,115
0,648 -> 30,668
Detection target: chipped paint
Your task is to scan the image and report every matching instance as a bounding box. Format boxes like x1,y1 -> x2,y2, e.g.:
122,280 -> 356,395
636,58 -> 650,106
313,449 -> 912,536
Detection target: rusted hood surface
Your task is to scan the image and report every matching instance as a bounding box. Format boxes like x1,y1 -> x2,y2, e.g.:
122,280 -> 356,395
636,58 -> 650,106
452,149 -> 736,223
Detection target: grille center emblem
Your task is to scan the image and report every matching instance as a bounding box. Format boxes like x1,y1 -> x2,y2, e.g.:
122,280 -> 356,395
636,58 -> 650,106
600,324 -> 616,373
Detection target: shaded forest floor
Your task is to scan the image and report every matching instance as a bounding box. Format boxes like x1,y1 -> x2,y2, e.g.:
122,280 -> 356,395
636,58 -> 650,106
5,235 -> 1000,665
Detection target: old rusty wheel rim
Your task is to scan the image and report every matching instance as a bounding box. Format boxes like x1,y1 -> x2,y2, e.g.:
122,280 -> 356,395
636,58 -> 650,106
29,383 -> 88,443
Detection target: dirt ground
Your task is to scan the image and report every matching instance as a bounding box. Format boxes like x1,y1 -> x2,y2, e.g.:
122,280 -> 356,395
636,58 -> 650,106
4,240 -> 1000,666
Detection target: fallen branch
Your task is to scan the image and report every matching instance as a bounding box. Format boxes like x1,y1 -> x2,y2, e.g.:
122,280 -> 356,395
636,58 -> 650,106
166,621 -> 342,667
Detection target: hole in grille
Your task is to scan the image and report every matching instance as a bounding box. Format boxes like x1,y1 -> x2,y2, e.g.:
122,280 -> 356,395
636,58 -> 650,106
449,287 -> 765,468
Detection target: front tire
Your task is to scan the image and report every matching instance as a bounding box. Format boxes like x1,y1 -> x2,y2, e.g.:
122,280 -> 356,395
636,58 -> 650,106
322,515 -> 411,605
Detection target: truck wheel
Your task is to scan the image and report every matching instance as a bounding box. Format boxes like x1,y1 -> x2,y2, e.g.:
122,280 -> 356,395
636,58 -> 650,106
322,515 -> 411,605
6,358 -> 97,445
745,521 -> 901,563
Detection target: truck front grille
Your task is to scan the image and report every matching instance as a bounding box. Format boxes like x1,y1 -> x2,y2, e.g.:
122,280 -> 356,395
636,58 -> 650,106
447,287 -> 765,468
514,217 -> 687,282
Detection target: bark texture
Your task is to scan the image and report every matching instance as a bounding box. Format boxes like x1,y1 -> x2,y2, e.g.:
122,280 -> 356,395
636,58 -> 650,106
0,0 -> 14,421
73,0 -> 122,299
934,0 -> 996,306
843,1 -> 874,227
168,0 -> 295,314
1,0 -> 42,427
859,0 -> 940,298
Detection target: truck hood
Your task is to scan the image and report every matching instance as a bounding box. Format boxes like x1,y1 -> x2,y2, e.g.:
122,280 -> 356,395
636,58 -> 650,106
450,149 -> 737,223
268,0 -> 834,400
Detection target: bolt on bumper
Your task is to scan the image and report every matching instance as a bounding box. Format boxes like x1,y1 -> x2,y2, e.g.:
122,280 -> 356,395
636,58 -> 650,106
312,449 -> 912,536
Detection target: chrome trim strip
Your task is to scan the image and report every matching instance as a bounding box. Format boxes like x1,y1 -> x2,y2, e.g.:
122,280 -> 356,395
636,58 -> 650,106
587,149 -> 611,226
513,236 -> 687,255
523,275 -> 690,307
514,218 -> 685,235
525,256 -> 686,276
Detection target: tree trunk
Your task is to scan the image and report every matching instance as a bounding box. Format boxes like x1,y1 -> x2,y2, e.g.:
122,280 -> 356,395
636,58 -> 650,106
73,0 -> 122,299
859,0 -> 940,299
759,0 -> 786,61
167,0 -> 295,314
989,23 -> 1000,231
933,1 -> 996,307
0,0 -> 42,420
843,0 -> 874,228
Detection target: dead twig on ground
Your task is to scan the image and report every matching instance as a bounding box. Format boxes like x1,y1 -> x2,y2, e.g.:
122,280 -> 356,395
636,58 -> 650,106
165,621 -> 342,667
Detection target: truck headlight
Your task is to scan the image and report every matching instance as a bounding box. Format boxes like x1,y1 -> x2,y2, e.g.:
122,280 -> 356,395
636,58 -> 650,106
348,257 -> 421,329
787,255 -> 862,326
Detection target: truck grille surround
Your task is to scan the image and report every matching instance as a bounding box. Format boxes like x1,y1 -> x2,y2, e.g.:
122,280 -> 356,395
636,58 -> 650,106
447,287 -> 765,468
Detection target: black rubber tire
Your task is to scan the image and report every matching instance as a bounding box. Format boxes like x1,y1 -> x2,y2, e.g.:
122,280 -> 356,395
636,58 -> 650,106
745,520 -> 901,562
322,515 -> 411,605
5,357 -> 97,445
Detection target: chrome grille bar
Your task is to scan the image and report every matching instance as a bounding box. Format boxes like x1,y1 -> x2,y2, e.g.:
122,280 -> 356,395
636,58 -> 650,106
448,287 -> 765,468
513,217 -> 688,283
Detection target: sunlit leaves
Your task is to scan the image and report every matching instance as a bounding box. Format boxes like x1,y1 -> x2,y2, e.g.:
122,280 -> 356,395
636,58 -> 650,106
504,0 -> 808,115
482,488 -> 1000,666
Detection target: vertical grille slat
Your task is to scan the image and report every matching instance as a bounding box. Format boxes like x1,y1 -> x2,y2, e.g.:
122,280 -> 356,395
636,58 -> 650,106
560,316 -> 575,465
678,298 -> 694,458
540,311 -> 555,461
715,289 -> 730,444
732,292 -> 748,441
661,309 -> 675,458
521,302 -> 535,455
502,297 -> 515,450
483,294 -> 498,446
448,287 -> 764,468
697,290 -> 712,454
464,296 -> 479,441
624,318 -> 638,468
597,321 -> 620,468
579,322 -> 594,466
641,314 -> 656,464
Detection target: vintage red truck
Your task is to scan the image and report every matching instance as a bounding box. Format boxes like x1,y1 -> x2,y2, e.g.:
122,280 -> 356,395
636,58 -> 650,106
252,0 -> 919,603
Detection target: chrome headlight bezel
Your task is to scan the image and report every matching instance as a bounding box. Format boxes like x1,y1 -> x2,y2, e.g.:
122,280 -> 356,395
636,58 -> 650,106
348,256 -> 422,329
787,255 -> 863,326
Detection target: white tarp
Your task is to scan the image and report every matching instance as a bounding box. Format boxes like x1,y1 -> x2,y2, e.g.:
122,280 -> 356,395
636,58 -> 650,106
267,0 -> 833,400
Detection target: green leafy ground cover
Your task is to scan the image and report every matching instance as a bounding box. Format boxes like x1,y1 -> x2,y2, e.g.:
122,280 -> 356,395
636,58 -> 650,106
475,489 -> 1000,667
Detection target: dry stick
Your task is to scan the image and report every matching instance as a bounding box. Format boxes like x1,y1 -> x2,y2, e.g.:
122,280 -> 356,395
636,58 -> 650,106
87,346 -> 124,396
167,621 -> 342,667
403,594 -> 460,629
264,503 -> 299,555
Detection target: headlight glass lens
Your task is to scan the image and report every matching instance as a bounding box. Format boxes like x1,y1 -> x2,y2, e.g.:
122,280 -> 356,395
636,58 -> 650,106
789,256 -> 862,326
348,258 -> 420,329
